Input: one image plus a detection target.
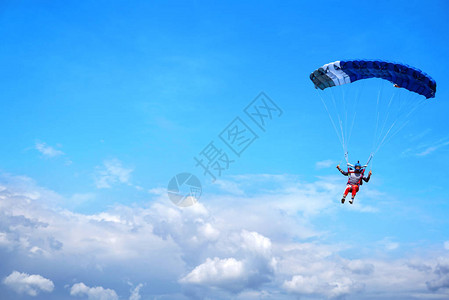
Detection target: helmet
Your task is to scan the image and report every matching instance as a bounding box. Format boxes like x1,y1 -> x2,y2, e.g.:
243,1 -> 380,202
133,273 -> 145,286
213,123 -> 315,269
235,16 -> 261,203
354,161 -> 362,172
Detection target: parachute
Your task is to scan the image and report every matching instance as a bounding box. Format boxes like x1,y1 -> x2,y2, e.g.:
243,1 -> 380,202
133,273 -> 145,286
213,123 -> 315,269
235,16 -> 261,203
310,59 -> 437,167
310,60 -> 436,99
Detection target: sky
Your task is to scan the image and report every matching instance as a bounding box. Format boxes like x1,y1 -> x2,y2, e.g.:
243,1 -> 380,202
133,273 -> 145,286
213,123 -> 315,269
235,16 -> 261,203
0,0 -> 449,299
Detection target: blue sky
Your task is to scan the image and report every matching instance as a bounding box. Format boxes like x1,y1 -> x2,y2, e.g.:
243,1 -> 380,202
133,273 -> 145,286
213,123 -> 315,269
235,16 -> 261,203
1,0 -> 449,299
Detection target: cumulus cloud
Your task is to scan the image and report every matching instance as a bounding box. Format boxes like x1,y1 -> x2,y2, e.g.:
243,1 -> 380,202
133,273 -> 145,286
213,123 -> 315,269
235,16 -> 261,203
94,159 -> 133,188
346,260 -> 375,275
3,271 -> 54,296
180,230 -> 275,294
0,174 -> 185,294
283,274 -> 363,298
70,282 -> 118,300
214,179 -> 245,195
0,173 -> 448,299
427,262 -> 449,292
240,230 -> 272,257
180,257 -> 245,286
35,142 -> 64,158
278,243 -> 365,299
198,223 -> 220,241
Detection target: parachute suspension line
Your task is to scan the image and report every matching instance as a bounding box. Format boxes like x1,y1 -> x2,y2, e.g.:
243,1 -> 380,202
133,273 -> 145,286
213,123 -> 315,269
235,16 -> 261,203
372,87 -> 428,157
391,88 -> 412,129
374,89 -> 397,153
339,82 -> 349,154
372,89 -> 381,165
340,85 -> 351,165
369,80 -> 385,170
373,86 -> 401,156
401,94 -> 427,120
317,91 -> 345,153
374,119 -> 399,155
397,88 -> 409,113
365,152 -> 374,167
375,95 -> 427,153
372,80 -> 383,153
346,80 -> 364,154
377,90 -> 411,150
330,88 -> 347,155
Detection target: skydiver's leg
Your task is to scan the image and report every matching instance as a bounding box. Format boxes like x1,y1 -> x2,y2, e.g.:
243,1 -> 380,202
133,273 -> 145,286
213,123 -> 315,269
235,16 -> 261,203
349,185 -> 359,204
344,185 -> 351,197
342,185 -> 351,203
351,185 -> 359,197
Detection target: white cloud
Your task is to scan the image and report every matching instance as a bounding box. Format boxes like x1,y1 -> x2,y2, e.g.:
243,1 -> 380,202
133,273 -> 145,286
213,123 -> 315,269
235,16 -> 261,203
385,242 -> 399,251
179,229 -> 276,294
284,274 -> 363,298
180,257 -> 245,285
3,271 -> 54,296
94,159 -> 133,189
0,173 -> 448,299
278,243 -> 363,298
35,142 -> 64,158
283,275 -> 322,294
198,223 -> 220,241
214,179 -> 245,195
240,230 -> 271,257
70,282 -> 118,300
316,159 -> 336,169
378,238 -> 400,251
129,283 -> 144,300
279,253 -> 446,299
346,259 -> 375,275
426,262 -> 449,292
148,187 -> 166,195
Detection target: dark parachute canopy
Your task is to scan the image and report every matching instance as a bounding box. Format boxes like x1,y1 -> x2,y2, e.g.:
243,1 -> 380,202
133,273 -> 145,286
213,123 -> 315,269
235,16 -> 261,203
310,60 -> 436,99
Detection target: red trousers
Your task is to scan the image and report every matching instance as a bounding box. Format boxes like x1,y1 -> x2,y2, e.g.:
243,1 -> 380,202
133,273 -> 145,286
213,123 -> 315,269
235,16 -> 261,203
344,184 -> 359,197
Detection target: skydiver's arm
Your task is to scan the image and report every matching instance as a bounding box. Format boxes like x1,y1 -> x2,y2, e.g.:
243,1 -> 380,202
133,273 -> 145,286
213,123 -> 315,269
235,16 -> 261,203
336,165 -> 348,176
363,170 -> 372,182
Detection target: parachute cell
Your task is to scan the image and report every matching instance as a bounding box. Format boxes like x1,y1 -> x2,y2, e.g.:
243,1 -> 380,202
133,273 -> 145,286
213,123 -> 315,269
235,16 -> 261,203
310,60 -> 436,99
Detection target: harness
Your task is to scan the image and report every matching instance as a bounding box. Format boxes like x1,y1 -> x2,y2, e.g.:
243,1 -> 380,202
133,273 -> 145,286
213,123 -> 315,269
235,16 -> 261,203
347,168 -> 365,186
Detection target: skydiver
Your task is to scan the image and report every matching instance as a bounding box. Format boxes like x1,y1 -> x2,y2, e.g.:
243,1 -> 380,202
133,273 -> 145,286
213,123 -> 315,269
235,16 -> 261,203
336,161 -> 372,204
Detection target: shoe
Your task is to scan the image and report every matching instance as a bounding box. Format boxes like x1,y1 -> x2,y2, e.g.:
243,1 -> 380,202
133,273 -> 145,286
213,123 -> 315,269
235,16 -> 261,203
341,196 -> 346,204
349,198 -> 354,204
